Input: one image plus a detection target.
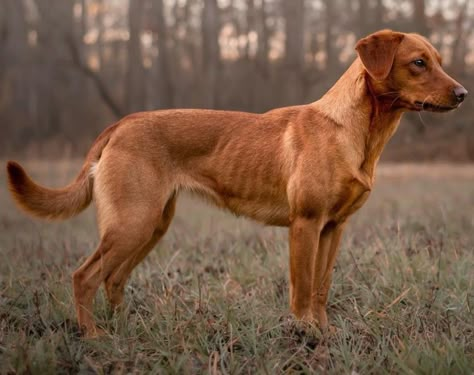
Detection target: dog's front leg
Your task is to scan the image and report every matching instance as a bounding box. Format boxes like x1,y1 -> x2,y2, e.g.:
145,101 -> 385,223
289,216 -> 324,322
311,222 -> 346,329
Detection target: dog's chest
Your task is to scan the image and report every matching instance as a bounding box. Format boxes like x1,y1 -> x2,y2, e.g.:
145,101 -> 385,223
330,176 -> 372,222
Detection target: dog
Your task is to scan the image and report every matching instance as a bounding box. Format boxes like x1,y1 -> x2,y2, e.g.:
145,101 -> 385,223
7,30 -> 467,337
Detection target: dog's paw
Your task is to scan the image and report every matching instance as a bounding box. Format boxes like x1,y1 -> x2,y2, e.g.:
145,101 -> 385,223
281,314 -> 323,349
283,313 -> 339,339
325,324 -> 340,335
82,325 -> 107,339
284,314 -> 319,336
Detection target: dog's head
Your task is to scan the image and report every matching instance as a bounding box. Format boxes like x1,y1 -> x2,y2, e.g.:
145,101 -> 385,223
355,30 -> 468,112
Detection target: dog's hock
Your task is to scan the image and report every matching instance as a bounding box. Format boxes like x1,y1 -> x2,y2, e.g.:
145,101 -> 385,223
355,29 -> 405,81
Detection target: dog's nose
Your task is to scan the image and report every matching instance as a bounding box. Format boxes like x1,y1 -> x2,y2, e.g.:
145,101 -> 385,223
453,86 -> 468,103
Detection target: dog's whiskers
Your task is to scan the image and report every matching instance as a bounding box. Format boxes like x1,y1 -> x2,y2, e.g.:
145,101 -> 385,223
389,95 -> 401,109
416,95 -> 431,129
421,96 -> 430,110
417,112 -> 428,130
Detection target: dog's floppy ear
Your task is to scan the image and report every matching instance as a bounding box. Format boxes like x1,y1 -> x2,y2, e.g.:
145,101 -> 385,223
355,30 -> 405,81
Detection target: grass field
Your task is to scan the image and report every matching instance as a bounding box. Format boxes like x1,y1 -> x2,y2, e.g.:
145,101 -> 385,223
1,160 -> 473,374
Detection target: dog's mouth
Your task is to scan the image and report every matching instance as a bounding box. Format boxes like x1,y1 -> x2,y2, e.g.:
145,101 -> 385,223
414,101 -> 459,112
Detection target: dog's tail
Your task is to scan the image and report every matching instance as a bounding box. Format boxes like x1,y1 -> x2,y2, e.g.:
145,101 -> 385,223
6,123 -> 119,220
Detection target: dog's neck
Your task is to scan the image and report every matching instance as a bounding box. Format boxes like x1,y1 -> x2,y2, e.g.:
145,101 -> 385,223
313,59 -> 403,181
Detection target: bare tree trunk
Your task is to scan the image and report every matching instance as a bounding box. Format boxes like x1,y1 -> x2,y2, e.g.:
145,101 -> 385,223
283,0 -> 305,105
374,0 -> 385,30
451,0 -> 470,76
230,0 -> 246,59
1,0 -> 31,148
0,0 -> 8,80
256,0 -> 269,75
153,0 -> 174,109
202,0 -> 220,108
413,0 -> 429,36
2,0 -> 30,104
76,0 -> 90,110
246,0 -> 255,60
96,0 -> 106,73
126,0 -> 146,113
34,0 -> 77,137
357,0 -> 370,38
284,0 -> 304,70
324,0 -> 337,73
181,0 -> 200,107
246,0 -> 269,111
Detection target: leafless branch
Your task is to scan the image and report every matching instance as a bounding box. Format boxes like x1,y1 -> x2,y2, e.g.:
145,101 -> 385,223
65,33 -> 125,119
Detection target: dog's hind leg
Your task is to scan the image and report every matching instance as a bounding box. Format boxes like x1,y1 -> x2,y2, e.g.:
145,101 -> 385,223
72,154 -> 174,337
104,194 -> 177,309
72,214 -> 156,337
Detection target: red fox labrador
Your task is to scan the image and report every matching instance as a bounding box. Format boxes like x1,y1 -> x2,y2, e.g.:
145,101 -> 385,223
7,30 -> 467,337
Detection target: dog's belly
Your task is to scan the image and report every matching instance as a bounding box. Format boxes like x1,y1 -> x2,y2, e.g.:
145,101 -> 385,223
223,197 -> 291,226
176,174 -> 291,226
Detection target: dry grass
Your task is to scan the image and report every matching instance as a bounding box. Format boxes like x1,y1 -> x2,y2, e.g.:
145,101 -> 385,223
1,160 -> 473,374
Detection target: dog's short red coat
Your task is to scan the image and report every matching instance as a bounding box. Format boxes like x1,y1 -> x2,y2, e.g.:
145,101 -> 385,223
7,30 -> 467,337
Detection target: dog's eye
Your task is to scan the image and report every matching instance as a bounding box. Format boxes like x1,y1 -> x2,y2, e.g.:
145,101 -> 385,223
413,59 -> 426,68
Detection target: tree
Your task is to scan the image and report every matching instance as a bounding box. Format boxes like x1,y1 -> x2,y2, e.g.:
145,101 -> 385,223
153,0 -> 175,109
324,0 -> 337,73
451,0 -> 471,77
413,0 -> 429,36
126,0 -> 146,113
357,0 -> 370,38
202,0 -> 220,108
283,0 -> 305,104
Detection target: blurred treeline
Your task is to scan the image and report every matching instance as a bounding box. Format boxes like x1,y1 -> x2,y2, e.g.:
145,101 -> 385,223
1,0 -> 474,160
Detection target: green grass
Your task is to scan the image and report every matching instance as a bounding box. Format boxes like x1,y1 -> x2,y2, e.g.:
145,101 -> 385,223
1,161 -> 473,374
